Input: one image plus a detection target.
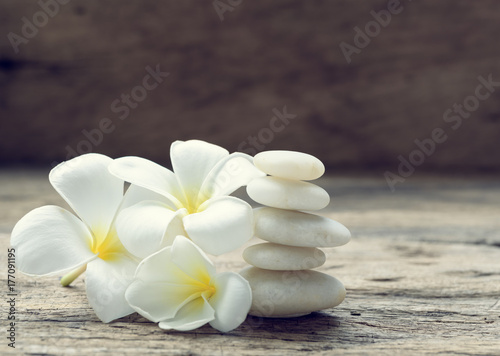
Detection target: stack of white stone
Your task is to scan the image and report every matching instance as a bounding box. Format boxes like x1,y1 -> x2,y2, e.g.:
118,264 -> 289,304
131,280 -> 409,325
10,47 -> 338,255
240,151 -> 351,318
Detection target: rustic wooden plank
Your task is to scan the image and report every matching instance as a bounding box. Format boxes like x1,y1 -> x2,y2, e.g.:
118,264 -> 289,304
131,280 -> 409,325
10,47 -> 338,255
1,172 -> 500,354
2,1 -> 500,171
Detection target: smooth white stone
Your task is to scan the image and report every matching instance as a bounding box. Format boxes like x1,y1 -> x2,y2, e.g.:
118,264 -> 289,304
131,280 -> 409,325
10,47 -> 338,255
243,243 -> 326,270
246,176 -> 330,211
253,151 -> 325,180
254,207 -> 350,248
240,267 -> 346,318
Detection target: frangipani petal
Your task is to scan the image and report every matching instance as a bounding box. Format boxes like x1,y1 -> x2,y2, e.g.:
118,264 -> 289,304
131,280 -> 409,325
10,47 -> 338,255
133,246 -> 194,285
198,153 -> 266,204
183,197 -> 254,255
121,184 -> 177,211
109,156 -> 184,208
11,206 -> 97,276
170,140 -> 228,207
116,201 -> 186,258
209,272 -> 252,332
125,281 -> 205,323
170,235 -> 216,283
124,236 -> 251,332
85,255 -> 138,323
49,154 -> 123,236
158,297 -> 215,331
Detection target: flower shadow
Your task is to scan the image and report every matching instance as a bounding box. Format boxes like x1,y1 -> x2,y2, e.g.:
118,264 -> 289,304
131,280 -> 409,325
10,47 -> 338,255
116,311 -> 345,343
155,311 -> 345,341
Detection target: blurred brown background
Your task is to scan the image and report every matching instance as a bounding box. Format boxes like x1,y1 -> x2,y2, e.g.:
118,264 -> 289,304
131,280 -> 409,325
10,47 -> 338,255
1,0 -> 500,173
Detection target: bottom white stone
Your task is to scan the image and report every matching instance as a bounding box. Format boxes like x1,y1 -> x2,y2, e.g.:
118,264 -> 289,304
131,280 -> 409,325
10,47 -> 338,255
240,267 -> 346,318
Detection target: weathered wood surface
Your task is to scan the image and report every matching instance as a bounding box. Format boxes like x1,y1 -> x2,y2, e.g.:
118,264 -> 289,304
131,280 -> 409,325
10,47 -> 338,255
2,1 -> 500,171
1,170 -> 500,355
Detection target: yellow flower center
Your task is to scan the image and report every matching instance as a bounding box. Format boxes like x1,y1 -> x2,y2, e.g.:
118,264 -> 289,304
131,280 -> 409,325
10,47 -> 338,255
181,195 -> 203,215
61,226 -> 127,287
181,271 -> 216,301
175,187 -> 211,215
193,283 -> 216,302
90,226 -> 127,261
205,284 -> 216,299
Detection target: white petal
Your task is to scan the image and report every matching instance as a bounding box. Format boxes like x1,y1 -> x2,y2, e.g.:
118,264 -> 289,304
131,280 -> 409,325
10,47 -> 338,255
49,154 -> 123,235
170,140 -> 228,206
209,272 -> 252,332
183,197 -> 254,255
10,206 -> 97,276
85,255 -> 138,323
198,153 -> 266,204
125,280 -> 205,323
170,236 -> 215,283
121,184 -> 177,211
159,297 -> 215,331
134,246 -> 192,284
109,156 -> 184,208
116,201 -> 186,258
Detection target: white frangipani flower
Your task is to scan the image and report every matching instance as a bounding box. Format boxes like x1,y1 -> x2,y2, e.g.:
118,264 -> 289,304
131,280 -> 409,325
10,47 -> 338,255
125,235 -> 252,332
109,140 -> 265,257
11,154 -> 140,323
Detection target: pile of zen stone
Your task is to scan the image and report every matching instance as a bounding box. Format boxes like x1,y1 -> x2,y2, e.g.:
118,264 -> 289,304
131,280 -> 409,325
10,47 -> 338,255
240,150 -> 351,318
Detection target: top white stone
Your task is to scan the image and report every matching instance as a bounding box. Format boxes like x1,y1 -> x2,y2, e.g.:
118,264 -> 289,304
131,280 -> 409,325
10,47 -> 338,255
253,150 -> 325,181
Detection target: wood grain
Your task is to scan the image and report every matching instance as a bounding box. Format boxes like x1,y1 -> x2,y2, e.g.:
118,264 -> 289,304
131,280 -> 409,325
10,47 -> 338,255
1,172 -> 499,354
1,1 -> 500,171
